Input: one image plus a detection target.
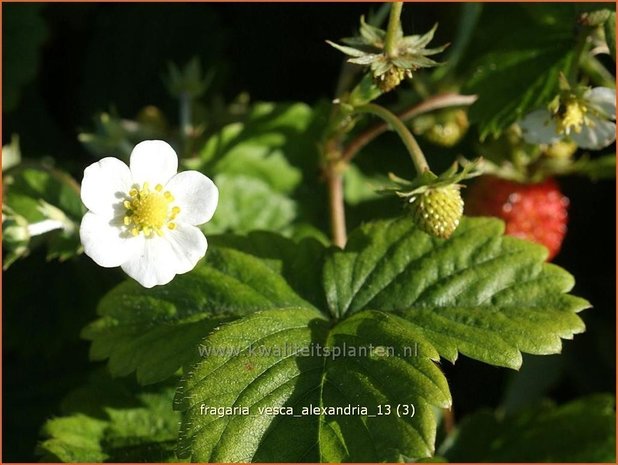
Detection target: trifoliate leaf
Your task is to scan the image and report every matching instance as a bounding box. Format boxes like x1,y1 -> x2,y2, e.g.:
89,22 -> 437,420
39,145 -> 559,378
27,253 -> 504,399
323,217 -> 588,368
174,307 -> 451,462
88,217 -> 590,460
440,394 -> 615,462
37,372 -> 181,462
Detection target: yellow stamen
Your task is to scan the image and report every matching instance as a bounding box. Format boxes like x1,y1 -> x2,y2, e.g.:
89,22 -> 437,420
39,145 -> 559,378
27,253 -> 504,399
557,98 -> 587,135
122,182 -> 181,238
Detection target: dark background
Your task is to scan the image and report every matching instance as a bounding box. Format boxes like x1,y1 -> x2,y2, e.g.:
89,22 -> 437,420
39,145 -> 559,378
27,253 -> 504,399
3,3 -> 615,461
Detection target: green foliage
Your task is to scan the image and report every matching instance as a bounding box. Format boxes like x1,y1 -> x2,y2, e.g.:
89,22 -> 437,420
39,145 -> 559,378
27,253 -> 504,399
193,102 -> 317,181
205,174 -> 297,234
4,2 -> 614,463
82,245 -> 315,385
86,217 -> 590,461
325,218 -> 588,368
462,4 -> 578,139
37,372 -> 181,462
441,394 -> 616,462
175,307 -> 450,462
79,109 -> 170,161
2,163 -> 84,268
187,102 -> 326,234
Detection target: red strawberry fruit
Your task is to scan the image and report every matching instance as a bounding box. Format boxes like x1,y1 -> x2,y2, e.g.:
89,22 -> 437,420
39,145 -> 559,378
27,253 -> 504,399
465,176 -> 569,261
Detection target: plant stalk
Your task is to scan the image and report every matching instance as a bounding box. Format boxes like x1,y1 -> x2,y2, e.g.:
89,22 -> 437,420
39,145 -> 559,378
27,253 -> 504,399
384,2 -> 404,57
326,167 -> 347,248
341,93 -> 477,164
355,103 -> 430,174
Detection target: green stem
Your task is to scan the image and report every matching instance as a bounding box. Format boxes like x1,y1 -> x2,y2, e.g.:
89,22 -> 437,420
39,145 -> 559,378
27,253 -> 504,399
580,54 -> 616,88
384,2 -> 403,57
355,103 -> 430,174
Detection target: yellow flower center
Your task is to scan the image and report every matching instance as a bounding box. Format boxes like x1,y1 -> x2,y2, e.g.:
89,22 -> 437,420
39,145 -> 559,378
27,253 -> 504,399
123,182 -> 180,237
557,99 -> 588,135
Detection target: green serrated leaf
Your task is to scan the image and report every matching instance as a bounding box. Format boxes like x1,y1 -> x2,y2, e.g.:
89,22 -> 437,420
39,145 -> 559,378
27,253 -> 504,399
37,372 -> 181,463
440,394 -> 615,462
211,231 -> 328,309
323,217 -> 588,368
82,245 -> 314,385
174,307 -> 451,462
89,216 -> 590,461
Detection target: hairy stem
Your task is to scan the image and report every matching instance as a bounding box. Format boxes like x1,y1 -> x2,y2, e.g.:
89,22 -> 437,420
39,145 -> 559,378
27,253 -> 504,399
384,2 -> 403,57
326,166 -> 347,248
341,93 -> 477,164
354,103 -> 430,174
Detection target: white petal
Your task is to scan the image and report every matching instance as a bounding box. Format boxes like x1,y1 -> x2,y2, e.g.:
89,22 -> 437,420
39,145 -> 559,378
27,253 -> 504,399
585,87 -> 616,119
80,212 -> 141,268
129,140 -> 178,186
520,109 -> 562,145
165,171 -> 219,225
81,157 -> 132,216
572,117 -> 616,150
163,222 -> 208,274
120,223 -> 207,287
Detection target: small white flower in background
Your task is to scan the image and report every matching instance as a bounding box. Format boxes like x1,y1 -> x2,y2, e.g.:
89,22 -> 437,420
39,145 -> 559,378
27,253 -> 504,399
80,140 -> 218,288
520,86 -> 616,150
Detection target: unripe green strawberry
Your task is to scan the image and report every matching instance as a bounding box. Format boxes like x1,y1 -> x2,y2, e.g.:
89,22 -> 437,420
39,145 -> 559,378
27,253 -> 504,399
424,110 -> 470,147
375,67 -> 408,92
408,184 -> 464,239
466,176 -> 569,261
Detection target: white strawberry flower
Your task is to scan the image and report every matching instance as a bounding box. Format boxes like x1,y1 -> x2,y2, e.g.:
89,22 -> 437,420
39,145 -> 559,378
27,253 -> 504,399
80,140 -> 218,288
520,87 -> 616,150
